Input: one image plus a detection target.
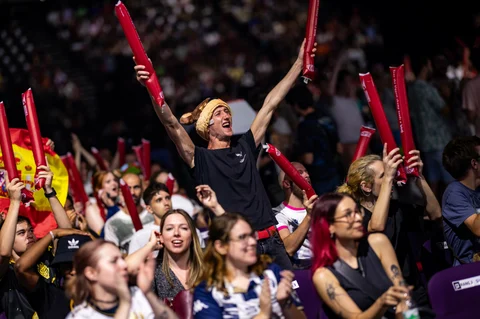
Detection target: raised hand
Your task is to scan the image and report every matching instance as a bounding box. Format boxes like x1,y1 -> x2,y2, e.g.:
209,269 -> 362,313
6,178 -> 25,202
302,191 -> 318,215
45,139 -> 55,152
133,56 -> 153,86
37,164 -> 53,193
406,150 -> 423,176
296,39 -> 317,64
382,144 -> 403,180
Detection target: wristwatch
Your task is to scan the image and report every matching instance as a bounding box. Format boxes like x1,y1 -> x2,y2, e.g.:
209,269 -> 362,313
44,188 -> 57,198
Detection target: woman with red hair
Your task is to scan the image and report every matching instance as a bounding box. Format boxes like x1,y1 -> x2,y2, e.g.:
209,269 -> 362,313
310,193 -> 411,319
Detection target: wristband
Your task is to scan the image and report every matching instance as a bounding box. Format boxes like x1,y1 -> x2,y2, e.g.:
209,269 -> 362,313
49,231 -> 55,241
44,188 -> 57,198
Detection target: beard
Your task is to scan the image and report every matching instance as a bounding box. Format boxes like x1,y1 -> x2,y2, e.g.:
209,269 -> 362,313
292,183 -> 305,200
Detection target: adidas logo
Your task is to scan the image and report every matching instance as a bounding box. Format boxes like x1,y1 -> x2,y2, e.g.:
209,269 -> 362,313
67,238 -> 80,249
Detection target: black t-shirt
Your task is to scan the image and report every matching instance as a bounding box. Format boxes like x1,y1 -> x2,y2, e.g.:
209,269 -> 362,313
0,265 -> 37,319
27,278 -> 71,319
191,130 -> 276,230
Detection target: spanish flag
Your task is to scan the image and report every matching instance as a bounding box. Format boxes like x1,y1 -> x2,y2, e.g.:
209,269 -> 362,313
0,129 -> 68,238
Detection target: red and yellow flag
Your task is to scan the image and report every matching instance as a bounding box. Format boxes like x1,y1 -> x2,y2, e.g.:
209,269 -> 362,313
0,128 -> 68,238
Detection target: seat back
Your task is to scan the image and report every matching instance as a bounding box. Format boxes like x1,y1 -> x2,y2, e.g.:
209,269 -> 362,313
428,262 -> 480,319
294,269 -> 325,319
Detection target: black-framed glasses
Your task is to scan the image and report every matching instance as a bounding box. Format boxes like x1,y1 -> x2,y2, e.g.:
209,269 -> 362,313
333,208 -> 365,222
229,232 -> 258,243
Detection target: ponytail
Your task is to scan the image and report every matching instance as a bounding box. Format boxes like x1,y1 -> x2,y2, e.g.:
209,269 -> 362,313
336,183 -> 354,197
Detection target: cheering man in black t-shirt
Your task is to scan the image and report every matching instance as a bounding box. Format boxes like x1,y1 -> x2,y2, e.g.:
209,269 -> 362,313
134,41 -> 316,270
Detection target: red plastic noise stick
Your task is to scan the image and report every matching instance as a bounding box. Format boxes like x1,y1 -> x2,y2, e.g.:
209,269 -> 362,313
91,147 -> 108,171
302,0 -> 320,83
117,137 -> 126,167
352,126 -> 376,163
62,153 -> 89,210
263,143 -> 316,198
359,73 -> 407,185
22,89 -> 47,189
0,102 -> 34,205
132,145 -> 144,176
115,1 -> 165,108
390,65 -> 419,178
119,178 -> 143,231
141,139 -> 151,180
166,173 -> 175,195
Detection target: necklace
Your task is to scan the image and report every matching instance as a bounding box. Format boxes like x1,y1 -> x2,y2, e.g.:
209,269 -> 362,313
90,297 -> 119,304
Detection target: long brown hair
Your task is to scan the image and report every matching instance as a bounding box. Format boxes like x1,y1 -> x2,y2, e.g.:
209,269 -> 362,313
337,154 -> 381,202
66,240 -> 115,305
194,213 -> 271,295
160,209 -> 204,288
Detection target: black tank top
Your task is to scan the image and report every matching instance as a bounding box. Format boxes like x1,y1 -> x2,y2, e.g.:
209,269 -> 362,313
324,236 -> 395,319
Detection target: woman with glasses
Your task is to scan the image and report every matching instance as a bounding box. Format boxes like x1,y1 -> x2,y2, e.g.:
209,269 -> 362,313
193,213 -> 305,319
311,192 -> 411,319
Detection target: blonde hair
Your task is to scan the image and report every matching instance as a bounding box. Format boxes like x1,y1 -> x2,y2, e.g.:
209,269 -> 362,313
160,209 -> 204,288
194,213 -> 271,296
336,155 -> 381,202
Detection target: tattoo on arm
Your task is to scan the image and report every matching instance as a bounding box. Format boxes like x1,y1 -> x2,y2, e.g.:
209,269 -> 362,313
326,284 -> 336,300
324,282 -> 354,317
390,265 -> 400,281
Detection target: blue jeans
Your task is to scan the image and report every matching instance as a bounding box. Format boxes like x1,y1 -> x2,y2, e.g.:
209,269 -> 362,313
256,232 -> 293,270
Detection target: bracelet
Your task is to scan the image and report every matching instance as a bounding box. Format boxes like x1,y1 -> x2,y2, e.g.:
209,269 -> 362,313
44,188 -> 57,199
49,231 -> 55,241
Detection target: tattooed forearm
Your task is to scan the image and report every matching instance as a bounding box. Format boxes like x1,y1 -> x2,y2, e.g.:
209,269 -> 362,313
390,264 -> 400,281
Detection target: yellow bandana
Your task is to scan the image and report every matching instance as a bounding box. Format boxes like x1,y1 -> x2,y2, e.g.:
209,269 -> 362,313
196,99 -> 231,141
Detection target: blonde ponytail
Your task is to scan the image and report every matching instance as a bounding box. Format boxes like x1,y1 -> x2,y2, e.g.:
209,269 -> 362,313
336,183 -> 355,197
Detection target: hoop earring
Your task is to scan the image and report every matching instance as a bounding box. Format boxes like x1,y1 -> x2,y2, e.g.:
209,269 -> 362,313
330,232 -> 335,239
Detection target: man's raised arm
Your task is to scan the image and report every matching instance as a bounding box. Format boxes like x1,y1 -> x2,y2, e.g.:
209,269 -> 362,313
250,40 -> 315,147
135,63 -> 195,168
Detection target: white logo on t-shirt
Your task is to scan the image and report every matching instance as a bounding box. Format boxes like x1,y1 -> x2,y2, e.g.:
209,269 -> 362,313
193,300 -> 209,314
235,151 -> 246,163
68,239 -> 79,249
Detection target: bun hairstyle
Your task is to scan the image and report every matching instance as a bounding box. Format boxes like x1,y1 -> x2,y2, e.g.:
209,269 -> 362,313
180,98 -> 232,141
180,98 -> 211,125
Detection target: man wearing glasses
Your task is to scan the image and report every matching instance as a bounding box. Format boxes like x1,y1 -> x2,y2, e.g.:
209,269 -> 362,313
442,136 -> 480,265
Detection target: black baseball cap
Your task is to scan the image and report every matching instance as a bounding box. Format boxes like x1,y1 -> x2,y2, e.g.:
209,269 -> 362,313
51,234 -> 91,266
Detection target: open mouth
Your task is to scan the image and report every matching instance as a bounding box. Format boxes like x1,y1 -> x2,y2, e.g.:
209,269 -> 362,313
172,240 -> 183,248
222,121 -> 231,129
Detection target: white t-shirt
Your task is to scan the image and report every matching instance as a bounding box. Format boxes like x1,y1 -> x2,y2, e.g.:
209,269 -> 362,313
66,286 -> 153,318
104,209 -> 154,254
171,194 -> 195,217
273,202 -> 312,261
127,223 -> 205,256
